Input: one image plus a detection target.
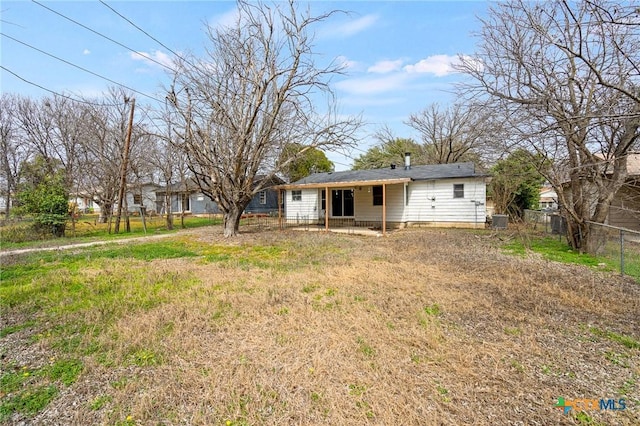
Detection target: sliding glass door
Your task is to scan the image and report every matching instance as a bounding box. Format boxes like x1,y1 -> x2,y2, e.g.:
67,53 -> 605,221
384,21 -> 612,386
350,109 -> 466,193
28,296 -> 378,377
331,189 -> 354,217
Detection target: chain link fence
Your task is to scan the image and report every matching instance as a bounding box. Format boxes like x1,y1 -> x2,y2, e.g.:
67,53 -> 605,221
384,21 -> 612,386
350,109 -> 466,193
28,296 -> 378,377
524,209 -> 640,277
586,221 -> 640,277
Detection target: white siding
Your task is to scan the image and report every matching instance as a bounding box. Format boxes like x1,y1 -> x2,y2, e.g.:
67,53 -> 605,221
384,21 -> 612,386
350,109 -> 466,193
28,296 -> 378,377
405,178 -> 486,225
284,177 -> 487,227
284,188 -> 318,223
353,184 -> 405,222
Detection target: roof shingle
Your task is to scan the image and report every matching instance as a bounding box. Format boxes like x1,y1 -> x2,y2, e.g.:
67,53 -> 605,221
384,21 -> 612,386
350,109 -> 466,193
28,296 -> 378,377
290,162 -> 483,185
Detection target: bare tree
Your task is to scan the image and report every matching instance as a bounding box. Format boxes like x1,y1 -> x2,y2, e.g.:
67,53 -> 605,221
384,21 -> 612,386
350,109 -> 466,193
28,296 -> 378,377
167,0 -> 360,236
0,94 -> 29,215
406,102 -> 503,166
79,88 -> 139,226
15,95 -> 87,190
458,0 -> 640,253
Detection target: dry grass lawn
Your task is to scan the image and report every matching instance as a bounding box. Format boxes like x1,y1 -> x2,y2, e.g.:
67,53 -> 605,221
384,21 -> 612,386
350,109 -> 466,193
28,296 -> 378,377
1,228 -> 639,425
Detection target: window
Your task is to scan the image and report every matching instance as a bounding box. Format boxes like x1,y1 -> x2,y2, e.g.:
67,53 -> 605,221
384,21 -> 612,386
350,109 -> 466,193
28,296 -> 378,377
453,184 -> 464,199
332,189 -> 354,217
259,190 -> 267,204
372,185 -> 383,206
292,190 -> 302,201
182,194 -> 191,211
133,194 -> 142,205
321,190 -> 326,210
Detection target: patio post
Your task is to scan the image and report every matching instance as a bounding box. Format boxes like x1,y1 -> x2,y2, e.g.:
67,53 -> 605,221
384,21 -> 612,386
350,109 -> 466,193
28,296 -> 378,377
277,189 -> 282,230
382,184 -> 386,236
325,186 -> 329,232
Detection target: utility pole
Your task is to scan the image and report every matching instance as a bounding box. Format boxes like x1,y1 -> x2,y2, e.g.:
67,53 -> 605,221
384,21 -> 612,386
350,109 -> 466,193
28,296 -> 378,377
114,98 -> 135,233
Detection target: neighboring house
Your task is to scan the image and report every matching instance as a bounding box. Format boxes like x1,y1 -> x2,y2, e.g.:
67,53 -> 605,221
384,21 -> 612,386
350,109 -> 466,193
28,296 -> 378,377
277,160 -> 487,234
0,194 -> 11,214
155,181 -> 218,215
559,152 -> 640,231
539,185 -> 558,210
608,153 -> 640,231
125,183 -> 162,214
155,176 -> 283,215
70,192 -> 101,214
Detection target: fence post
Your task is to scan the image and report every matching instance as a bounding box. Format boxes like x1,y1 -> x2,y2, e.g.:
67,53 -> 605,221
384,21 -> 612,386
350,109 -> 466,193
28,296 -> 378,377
620,229 -> 625,276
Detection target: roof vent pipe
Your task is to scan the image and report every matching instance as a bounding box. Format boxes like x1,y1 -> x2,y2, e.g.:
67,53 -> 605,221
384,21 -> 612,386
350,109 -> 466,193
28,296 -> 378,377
404,152 -> 411,170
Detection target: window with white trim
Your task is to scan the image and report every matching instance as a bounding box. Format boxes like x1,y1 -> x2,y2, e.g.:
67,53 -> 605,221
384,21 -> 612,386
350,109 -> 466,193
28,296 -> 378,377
292,190 -> 302,201
453,184 -> 464,199
259,190 -> 267,204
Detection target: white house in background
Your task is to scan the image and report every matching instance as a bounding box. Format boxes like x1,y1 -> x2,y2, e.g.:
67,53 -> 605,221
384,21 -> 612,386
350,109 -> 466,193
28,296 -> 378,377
70,193 -> 101,214
125,183 -> 161,214
539,185 -> 558,210
277,159 -> 488,234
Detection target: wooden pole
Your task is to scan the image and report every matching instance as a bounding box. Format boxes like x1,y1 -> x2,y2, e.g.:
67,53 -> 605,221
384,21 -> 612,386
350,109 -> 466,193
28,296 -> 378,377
114,98 -> 135,234
278,189 -> 282,230
325,187 -> 329,232
382,184 -> 386,236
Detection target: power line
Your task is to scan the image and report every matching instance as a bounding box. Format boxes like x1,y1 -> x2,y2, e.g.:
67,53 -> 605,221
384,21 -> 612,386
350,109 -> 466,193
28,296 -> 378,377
1,65 -> 121,107
1,32 -> 164,104
98,0 -> 196,69
31,0 -> 177,74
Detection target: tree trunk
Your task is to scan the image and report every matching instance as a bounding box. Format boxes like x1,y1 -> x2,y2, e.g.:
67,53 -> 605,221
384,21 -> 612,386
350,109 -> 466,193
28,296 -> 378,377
164,192 -> 173,230
98,201 -> 112,224
223,205 -> 244,237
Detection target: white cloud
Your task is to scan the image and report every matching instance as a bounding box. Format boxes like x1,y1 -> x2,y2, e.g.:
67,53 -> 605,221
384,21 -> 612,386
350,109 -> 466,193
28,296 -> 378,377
335,55 -> 360,71
335,73 -> 410,96
209,8 -> 239,29
130,50 -> 175,70
367,59 -> 403,74
324,14 -> 379,38
82,49 -> 91,55
403,55 -> 462,76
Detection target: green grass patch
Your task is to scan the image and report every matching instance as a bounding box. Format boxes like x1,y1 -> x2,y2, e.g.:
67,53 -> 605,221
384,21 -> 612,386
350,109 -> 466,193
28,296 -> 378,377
128,349 -> 160,367
423,303 -> 441,316
41,359 -> 83,386
501,235 -> 640,281
503,237 -> 604,266
589,327 -> 640,350
0,321 -> 36,338
89,394 -> 112,411
0,215 -> 220,249
198,243 -> 287,268
356,337 -> 376,358
0,385 -> 59,421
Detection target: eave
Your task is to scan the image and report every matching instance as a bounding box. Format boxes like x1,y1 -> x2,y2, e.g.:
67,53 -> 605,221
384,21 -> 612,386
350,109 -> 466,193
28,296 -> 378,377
275,177 -> 411,190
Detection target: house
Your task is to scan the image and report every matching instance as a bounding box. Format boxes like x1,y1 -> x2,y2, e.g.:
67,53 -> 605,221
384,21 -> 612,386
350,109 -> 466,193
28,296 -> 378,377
558,152 -> 640,231
126,183 -> 162,214
155,176 -> 283,216
155,181 -> 219,215
70,192 -> 101,214
608,153 -> 640,231
277,158 -> 487,234
539,185 -> 558,210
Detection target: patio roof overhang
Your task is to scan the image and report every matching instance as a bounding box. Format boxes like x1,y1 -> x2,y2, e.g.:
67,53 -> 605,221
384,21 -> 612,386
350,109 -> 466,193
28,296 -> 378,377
276,177 -> 411,236
275,177 -> 411,191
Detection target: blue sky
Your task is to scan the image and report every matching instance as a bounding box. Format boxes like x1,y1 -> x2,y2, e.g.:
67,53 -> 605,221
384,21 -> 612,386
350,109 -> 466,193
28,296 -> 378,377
1,1 -> 488,169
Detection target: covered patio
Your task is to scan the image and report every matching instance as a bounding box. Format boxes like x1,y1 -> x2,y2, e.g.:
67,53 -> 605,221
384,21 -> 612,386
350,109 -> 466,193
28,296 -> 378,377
276,177 -> 411,236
